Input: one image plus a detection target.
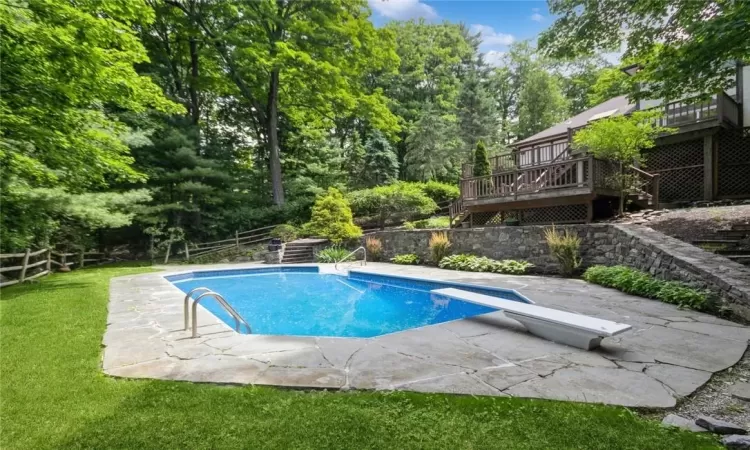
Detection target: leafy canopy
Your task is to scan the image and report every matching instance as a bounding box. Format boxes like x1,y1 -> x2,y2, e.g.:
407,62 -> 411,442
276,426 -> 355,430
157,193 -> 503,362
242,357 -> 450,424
540,0 -> 750,100
348,183 -> 437,230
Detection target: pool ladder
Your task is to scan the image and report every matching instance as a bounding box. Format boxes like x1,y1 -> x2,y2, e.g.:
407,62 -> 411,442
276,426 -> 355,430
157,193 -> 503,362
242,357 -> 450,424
184,287 -> 252,338
334,246 -> 367,271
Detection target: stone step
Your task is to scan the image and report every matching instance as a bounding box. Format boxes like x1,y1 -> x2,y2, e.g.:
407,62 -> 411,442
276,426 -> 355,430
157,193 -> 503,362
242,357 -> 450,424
693,239 -> 742,246
283,247 -> 313,254
717,229 -> 750,238
285,243 -> 313,249
732,223 -> 750,231
281,258 -> 314,264
726,255 -> 750,265
717,249 -> 750,256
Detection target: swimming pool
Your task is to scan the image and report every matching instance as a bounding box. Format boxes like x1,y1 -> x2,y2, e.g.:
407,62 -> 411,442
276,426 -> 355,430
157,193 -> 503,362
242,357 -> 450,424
167,267 -> 530,338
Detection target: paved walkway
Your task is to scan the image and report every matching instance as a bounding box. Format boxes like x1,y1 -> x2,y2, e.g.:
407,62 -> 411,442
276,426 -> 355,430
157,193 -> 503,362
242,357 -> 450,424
104,263 -> 750,408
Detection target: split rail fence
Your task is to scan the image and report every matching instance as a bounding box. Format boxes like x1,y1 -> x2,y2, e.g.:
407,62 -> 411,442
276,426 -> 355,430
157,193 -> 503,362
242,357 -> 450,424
0,249 -> 110,288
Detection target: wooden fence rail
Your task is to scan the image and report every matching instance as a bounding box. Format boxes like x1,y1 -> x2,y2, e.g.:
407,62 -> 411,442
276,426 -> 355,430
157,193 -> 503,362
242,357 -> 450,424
0,249 -> 110,288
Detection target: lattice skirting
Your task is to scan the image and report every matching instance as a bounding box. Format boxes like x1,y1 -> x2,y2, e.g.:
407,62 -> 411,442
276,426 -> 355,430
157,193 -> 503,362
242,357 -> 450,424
644,139 -> 704,202
718,130 -> 750,198
469,204 -> 589,226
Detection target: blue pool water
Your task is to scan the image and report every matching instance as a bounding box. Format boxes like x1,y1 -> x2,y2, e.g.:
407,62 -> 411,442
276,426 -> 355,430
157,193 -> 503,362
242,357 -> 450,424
168,268 -> 529,338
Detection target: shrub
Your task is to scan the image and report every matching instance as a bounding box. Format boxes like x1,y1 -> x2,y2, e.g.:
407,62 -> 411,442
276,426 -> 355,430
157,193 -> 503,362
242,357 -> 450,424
428,231 -> 451,265
391,253 -> 420,265
583,265 -> 709,310
303,188 -> 362,243
413,216 -> 451,229
544,225 -> 582,277
439,254 -> 533,275
420,181 -> 460,204
348,183 -> 438,229
365,237 -> 383,262
403,221 -> 416,230
473,141 -> 491,177
270,224 -> 298,243
316,246 -> 354,263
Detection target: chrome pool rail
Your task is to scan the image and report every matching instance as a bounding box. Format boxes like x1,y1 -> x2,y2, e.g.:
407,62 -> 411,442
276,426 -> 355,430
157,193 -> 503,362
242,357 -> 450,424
334,246 -> 366,271
184,287 -> 252,338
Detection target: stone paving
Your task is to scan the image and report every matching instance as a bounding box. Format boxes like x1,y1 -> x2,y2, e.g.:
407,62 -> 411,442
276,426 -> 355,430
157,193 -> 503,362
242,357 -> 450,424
104,263 -> 750,408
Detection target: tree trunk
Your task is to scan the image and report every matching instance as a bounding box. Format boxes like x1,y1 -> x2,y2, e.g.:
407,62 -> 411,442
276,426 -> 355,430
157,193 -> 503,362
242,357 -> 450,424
188,37 -> 200,129
266,68 -> 285,205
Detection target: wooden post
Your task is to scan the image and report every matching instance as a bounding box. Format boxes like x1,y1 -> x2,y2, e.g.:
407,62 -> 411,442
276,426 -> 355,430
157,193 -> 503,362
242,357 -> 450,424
652,174 -> 661,210
79,250 -> 85,269
703,135 -> 714,200
46,249 -> 52,272
19,248 -> 31,282
184,241 -> 190,262
235,230 -> 240,252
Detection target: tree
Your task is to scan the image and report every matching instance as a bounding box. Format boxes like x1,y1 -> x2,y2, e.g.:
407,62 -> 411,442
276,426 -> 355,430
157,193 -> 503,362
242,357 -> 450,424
382,21 -> 477,177
572,111 -> 673,214
587,67 -> 631,107
404,103 -> 460,181
1,0 -> 181,251
457,71 -> 497,154
472,141 -> 491,177
362,131 -> 399,187
348,183 -> 437,230
515,69 -> 568,140
303,188 -> 361,243
540,0 -> 750,101
167,0 -> 399,205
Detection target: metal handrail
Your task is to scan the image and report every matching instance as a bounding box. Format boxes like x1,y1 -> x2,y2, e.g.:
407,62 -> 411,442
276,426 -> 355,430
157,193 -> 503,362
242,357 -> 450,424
184,287 -> 213,330
334,246 -> 366,271
185,288 -> 252,338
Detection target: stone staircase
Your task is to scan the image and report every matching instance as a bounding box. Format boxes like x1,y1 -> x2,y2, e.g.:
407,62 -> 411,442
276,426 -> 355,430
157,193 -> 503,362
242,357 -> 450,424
280,240 -> 315,264
693,223 -> 750,267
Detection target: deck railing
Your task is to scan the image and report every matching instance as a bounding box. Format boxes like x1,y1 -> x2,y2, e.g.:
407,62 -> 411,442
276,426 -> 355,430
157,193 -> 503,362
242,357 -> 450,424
460,157 -> 593,201
648,92 -> 740,128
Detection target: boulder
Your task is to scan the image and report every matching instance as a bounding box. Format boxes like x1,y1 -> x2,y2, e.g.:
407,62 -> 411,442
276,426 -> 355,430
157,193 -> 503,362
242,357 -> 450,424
695,416 -> 747,435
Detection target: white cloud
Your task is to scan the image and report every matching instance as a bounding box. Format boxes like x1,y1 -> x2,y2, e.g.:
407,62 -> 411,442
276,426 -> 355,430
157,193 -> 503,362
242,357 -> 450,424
484,50 -> 506,67
469,24 -> 515,48
368,0 -> 438,20
530,13 -> 544,22
532,7 -> 540,12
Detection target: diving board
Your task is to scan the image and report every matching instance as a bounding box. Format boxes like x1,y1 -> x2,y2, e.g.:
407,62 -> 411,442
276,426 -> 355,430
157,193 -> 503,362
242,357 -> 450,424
432,288 -> 632,350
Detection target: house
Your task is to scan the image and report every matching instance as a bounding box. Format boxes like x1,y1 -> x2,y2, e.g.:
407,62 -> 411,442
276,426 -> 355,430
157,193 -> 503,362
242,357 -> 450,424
451,62 -> 750,227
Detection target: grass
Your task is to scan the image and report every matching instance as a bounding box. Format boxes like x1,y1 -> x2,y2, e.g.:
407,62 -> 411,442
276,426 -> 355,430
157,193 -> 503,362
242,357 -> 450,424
1,264 -> 721,449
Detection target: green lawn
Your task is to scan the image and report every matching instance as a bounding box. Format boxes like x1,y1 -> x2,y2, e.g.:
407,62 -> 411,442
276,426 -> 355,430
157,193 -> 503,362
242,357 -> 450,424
1,265 -> 720,449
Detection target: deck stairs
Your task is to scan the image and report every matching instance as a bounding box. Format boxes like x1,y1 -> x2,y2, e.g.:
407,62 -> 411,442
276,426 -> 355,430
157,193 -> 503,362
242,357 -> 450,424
281,241 -> 315,264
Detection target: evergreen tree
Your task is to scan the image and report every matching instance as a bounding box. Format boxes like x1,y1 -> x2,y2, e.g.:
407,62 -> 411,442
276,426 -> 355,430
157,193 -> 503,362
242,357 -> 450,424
472,141 -> 491,177
515,70 -> 569,140
404,103 -> 460,182
457,71 -> 497,156
362,131 -> 399,187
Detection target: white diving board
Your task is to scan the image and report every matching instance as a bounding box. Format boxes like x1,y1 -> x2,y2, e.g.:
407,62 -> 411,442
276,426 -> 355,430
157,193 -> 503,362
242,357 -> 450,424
432,288 -> 632,350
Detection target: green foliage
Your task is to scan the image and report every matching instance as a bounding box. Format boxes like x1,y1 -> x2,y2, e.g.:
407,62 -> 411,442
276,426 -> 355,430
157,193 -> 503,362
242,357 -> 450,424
412,217 -> 451,229
587,67 -> 631,107
270,224 -> 299,243
362,131 -> 399,187
391,253 -> 421,265
420,181 -> 460,204
583,266 -> 710,311
303,188 -> 362,243
403,221 -> 416,231
544,226 -> 583,277
365,237 -> 383,262
315,246 -> 354,263
515,68 -> 568,140
541,0 -> 750,102
348,182 -> 438,229
428,232 -> 452,265
404,103 -> 460,181
458,71 -> 497,155
472,141 -> 491,177
439,254 -> 534,275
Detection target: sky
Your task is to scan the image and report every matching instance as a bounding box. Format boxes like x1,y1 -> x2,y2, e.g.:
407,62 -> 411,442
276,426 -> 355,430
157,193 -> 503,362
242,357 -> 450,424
367,0 -> 552,66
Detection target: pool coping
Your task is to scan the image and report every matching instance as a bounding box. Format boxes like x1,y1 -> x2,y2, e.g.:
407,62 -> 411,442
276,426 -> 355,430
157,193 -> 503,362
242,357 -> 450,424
104,262 -> 750,408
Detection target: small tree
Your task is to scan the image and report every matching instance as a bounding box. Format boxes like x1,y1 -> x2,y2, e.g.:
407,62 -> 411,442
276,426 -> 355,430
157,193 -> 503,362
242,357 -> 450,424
572,111 -> 673,215
362,131 -> 399,187
472,140 -> 491,177
303,188 -> 362,243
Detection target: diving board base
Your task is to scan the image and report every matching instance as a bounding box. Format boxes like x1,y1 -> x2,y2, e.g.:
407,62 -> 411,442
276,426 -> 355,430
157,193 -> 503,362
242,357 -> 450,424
504,312 -> 603,350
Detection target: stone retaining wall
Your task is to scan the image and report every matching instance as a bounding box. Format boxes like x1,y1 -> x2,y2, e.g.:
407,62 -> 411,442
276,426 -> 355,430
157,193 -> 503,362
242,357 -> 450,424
365,224 -> 750,318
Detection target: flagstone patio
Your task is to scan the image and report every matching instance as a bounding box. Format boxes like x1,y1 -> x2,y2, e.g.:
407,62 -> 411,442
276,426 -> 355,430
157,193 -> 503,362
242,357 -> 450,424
104,263 -> 750,408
